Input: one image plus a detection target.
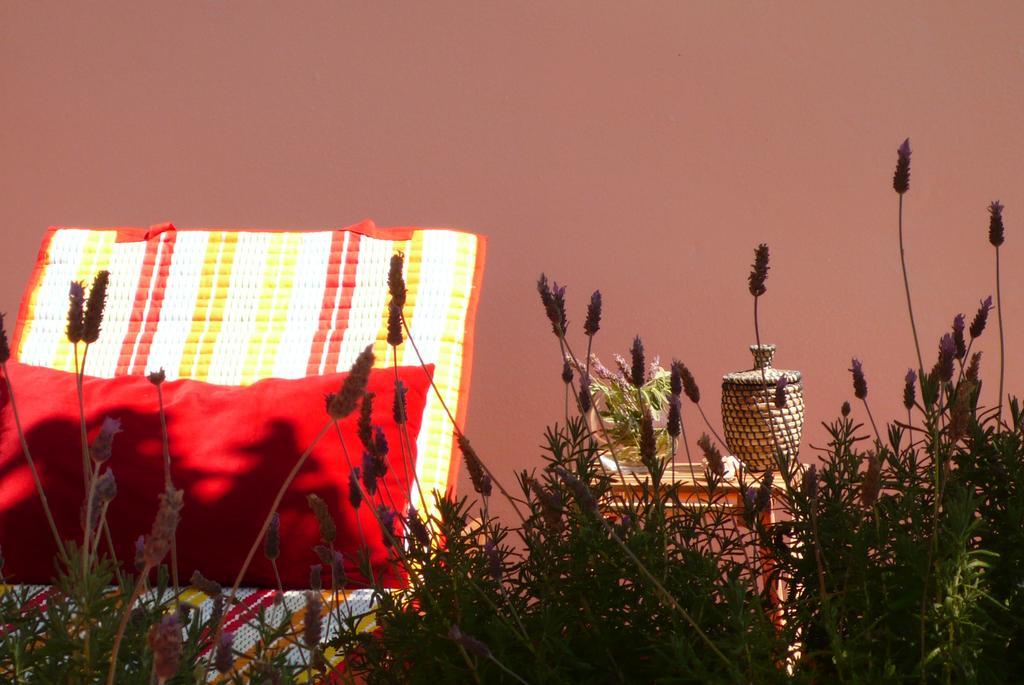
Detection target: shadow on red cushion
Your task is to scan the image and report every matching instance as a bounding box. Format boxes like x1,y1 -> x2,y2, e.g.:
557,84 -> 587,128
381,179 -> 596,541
0,362 -> 432,589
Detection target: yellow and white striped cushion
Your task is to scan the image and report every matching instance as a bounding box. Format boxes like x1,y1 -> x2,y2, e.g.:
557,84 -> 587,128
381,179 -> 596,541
14,221 -> 486,506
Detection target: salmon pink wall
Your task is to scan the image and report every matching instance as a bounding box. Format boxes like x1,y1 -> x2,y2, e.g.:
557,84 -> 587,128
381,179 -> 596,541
2,3 -> 1022,522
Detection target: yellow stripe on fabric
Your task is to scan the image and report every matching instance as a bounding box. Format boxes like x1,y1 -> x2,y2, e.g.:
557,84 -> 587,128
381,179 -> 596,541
51,231 -> 118,374
206,232 -> 268,384
239,232 -> 286,384
391,234 -> 429,505
178,588 -> 209,606
410,232 -> 474,503
255,233 -> 303,381
183,232 -> 238,381
16,230 -> 87,367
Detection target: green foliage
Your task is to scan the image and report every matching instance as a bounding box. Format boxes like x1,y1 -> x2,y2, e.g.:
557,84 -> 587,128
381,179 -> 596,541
335,378 -> 1024,684
338,416 -> 789,684
575,354 -> 673,463
3,140 -> 1022,684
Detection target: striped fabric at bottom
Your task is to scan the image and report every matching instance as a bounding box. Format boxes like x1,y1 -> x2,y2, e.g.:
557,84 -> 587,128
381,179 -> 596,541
0,583 -> 379,683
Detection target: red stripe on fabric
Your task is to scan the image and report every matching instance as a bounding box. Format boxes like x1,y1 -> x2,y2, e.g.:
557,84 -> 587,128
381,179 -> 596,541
223,589 -> 277,632
115,233 -> 165,375
196,590 -> 277,656
22,586 -> 56,614
322,232 -> 361,374
306,231 -> 348,375
126,231 -> 177,375
197,590 -> 274,655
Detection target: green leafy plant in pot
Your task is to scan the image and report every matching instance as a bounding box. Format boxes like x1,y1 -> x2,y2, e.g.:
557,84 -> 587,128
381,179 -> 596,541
571,346 -> 673,467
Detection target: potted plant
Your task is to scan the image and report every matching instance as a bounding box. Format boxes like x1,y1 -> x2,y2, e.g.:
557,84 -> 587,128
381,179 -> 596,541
571,352 -> 672,468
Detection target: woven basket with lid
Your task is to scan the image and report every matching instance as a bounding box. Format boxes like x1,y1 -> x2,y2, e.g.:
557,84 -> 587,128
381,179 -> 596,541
721,344 -> 804,472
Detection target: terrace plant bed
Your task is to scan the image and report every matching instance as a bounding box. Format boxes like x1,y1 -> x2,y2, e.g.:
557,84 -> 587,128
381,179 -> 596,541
1,142 -> 1022,684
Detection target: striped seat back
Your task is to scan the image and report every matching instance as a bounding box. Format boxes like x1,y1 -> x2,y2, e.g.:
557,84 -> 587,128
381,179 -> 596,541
13,220 -> 486,504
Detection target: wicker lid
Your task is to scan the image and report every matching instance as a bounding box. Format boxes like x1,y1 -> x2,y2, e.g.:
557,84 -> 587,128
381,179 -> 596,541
722,344 -> 802,386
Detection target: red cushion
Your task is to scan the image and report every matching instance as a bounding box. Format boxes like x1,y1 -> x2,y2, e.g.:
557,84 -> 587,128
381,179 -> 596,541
0,362 -> 431,588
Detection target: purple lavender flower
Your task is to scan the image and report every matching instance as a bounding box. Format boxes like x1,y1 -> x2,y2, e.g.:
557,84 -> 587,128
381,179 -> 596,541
307,493 -> 337,544
303,591 -> 323,646
755,471 -> 774,514
387,302 -> 403,347
697,434 -> 724,477
861,455 -> 882,507
392,380 -> 407,425
667,395 -> 681,438
537,275 -> 568,337
561,360 -> 573,385
970,296 -> 993,339
589,354 -> 617,383
388,253 -> 407,309
484,540 -> 502,582
215,631 -> 235,674
458,434 -> 492,497
348,470 -> 363,510
147,613 -> 183,681
537,274 -> 552,310
952,314 -> 966,360
190,570 -> 222,597
95,469 -> 117,504
638,408 -> 656,466
528,478 -> 564,532
629,336 -> 645,388
90,417 -> 122,463
989,200 -> 1005,247
774,377 -> 788,409
841,401 -> 851,418
449,625 -> 492,659
748,244 -> 770,297
578,372 -> 592,413
850,358 -> 867,400
966,351 -> 982,382
142,487 -> 183,568
264,511 -> 280,561
670,360 -> 683,397
66,281 -> 85,344
743,486 -> 757,511
358,392 -> 375,452
372,426 -> 389,464
681,365 -> 701,404
903,369 -> 917,410
377,504 -> 397,545
82,270 -> 110,344
314,544 -> 344,581
893,138 -> 911,194
801,464 -> 818,499
584,290 -> 602,337
553,466 -> 597,512
361,452 -> 378,496
309,564 -> 322,591
406,506 -> 430,547
327,345 -> 375,419
937,333 -> 956,382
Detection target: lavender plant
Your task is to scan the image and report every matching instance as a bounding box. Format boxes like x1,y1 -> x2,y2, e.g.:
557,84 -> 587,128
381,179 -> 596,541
333,141 -> 1023,684
1,139 -> 1021,684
